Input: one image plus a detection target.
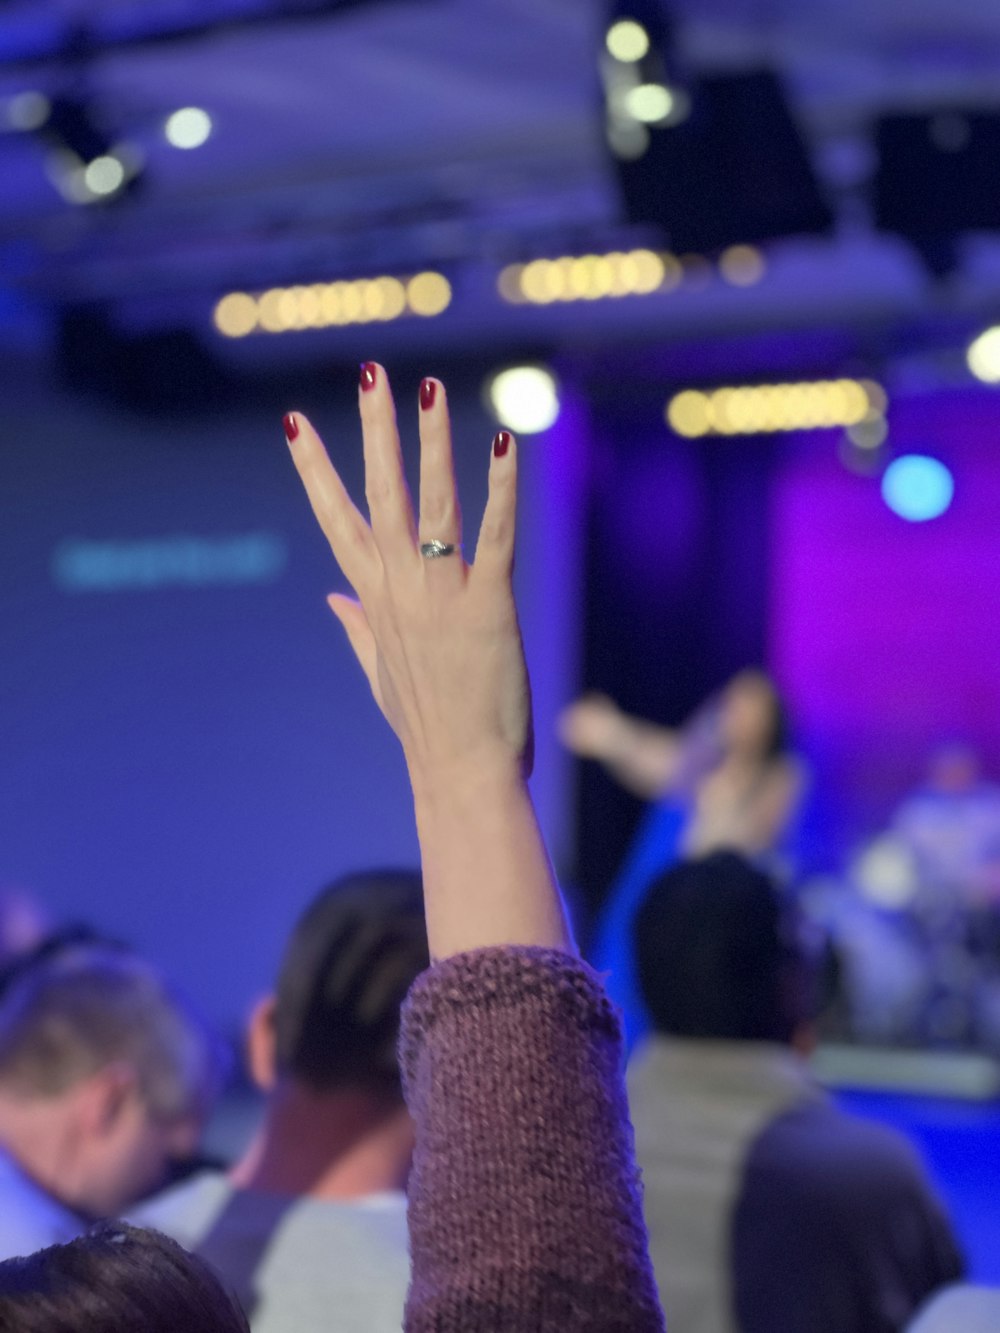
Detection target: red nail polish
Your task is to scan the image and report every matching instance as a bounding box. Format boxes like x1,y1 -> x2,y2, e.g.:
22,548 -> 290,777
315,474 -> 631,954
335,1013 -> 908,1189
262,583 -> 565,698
283,412 -> 299,441
360,362 -> 377,392
493,430 -> 511,458
419,378 -> 436,411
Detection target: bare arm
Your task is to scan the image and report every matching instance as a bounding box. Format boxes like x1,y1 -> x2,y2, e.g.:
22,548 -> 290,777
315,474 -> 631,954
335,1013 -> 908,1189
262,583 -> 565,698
282,365 -> 663,1330
558,695 -> 681,799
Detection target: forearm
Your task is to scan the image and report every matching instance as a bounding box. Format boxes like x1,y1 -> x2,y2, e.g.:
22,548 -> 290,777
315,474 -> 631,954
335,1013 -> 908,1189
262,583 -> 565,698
400,947 -> 666,1332
603,718 -> 679,798
411,757 -> 572,960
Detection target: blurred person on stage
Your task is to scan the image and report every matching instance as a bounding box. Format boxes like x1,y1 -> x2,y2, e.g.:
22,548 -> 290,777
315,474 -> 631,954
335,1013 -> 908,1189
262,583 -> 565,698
560,669 -> 803,862
561,671 -> 805,1043
628,852 -> 962,1333
133,870 -> 427,1332
0,943 -> 223,1259
892,741 -> 1000,912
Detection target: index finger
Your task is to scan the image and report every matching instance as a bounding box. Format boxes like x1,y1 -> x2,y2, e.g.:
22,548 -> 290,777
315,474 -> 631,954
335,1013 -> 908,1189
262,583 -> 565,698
284,410 -> 378,592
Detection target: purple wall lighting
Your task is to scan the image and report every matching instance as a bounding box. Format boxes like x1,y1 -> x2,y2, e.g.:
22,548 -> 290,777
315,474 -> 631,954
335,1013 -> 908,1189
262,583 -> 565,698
770,387 -> 1000,848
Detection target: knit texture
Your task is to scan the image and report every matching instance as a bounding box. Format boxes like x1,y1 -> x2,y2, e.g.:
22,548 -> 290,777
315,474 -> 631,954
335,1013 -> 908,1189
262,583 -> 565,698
400,947 -> 665,1331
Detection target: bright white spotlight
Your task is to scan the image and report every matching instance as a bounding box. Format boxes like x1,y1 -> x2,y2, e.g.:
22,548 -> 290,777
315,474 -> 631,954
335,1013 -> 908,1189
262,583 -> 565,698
606,19 -> 650,63
967,326 -> 1000,384
624,83 -> 674,124
882,455 -> 954,522
83,154 -> 126,196
487,366 -> 560,435
165,106 -> 213,150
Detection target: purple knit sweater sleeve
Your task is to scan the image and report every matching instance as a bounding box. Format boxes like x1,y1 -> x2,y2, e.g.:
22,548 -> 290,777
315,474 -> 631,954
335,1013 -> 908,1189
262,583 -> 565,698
399,946 -> 666,1331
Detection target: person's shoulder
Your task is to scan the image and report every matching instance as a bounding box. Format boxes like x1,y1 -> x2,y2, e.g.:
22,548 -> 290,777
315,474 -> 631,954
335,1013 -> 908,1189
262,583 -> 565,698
0,1155 -> 81,1258
907,1284 -> 1000,1332
743,1097 -> 930,1206
129,1169 -> 232,1246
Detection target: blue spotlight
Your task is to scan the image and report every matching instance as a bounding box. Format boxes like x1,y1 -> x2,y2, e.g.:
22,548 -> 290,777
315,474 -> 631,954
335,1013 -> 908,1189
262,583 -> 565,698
881,454 -> 954,522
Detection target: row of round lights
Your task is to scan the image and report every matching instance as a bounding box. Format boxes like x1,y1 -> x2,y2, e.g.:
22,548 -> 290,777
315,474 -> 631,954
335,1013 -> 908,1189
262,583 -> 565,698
465,362 -> 957,525
498,244 -> 765,306
666,378 -> 887,439
213,273 -> 452,338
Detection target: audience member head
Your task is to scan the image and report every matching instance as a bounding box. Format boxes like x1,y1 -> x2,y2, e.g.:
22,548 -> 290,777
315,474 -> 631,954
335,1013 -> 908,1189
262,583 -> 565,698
248,869 -> 428,1102
0,1222 -> 248,1332
0,946 -> 225,1218
635,852 -> 813,1047
718,670 -> 788,761
0,885 -> 49,971
234,870 -> 428,1199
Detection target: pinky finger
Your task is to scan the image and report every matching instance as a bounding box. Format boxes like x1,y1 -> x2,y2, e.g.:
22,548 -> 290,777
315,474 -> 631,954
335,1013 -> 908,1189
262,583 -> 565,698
472,431 -> 517,581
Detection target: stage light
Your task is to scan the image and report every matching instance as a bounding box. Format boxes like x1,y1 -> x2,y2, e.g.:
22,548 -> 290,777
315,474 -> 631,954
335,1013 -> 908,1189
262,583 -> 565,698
624,83 -> 674,124
846,416 -> 889,450
882,455 -> 954,522
213,292 -> 258,338
165,106 -> 212,150
718,244 -> 766,287
406,271 -> 452,316
665,378 -> 887,438
967,326 -> 1000,384
5,91 -> 50,131
213,270 -> 452,337
486,366 -> 560,434
83,154 -> 126,196
606,19 -> 650,63
497,248 -> 690,306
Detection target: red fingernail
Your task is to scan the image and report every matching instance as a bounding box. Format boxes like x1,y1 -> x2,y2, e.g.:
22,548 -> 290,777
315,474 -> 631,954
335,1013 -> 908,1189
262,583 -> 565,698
360,362 -> 377,392
493,430 -> 511,458
419,378 -> 436,411
283,412 -> 299,441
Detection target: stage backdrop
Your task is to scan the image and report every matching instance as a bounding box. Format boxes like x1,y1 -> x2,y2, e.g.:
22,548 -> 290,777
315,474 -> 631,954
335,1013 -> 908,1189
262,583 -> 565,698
770,385 -> 1000,857
0,357 -> 578,1033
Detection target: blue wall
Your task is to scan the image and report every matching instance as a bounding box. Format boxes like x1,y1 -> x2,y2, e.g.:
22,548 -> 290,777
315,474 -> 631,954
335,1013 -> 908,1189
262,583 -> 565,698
0,362 -> 577,1032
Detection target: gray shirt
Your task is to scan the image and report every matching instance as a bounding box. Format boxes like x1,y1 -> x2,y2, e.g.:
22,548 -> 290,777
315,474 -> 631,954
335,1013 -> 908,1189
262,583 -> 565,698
629,1036 -> 962,1333
907,1286 -> 1000,1332
131,1170 -> 409,1333
0,1149 -> 83,1259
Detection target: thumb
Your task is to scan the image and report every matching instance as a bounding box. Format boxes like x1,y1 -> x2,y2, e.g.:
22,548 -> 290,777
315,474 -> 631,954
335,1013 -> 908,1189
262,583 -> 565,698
327,594 -> 380,700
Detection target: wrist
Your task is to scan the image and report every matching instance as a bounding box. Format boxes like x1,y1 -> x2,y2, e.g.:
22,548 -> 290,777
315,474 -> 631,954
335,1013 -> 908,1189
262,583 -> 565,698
407,748 -> 528,813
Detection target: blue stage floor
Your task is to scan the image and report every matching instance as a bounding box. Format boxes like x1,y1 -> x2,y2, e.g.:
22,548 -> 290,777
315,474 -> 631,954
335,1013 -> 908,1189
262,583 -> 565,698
839,1090 -> 1000,1283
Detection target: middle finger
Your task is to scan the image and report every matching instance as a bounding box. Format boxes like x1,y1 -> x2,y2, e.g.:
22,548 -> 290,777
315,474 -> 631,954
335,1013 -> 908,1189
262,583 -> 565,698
358,361 -> 418,565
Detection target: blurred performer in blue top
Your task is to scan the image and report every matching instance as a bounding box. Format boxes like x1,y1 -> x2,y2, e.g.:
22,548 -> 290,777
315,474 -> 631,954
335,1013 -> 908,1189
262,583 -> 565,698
560,670 -> 804,1043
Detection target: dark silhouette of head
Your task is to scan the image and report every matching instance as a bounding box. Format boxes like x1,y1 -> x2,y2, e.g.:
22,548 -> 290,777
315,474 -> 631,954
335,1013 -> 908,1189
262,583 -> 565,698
268,869 -> 428,1098
0,1222 -> 248,1331
634,852 -> 810,1045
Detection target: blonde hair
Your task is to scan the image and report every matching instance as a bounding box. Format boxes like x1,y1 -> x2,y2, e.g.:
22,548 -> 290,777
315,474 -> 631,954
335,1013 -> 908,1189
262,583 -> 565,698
0,947 -> 224,1122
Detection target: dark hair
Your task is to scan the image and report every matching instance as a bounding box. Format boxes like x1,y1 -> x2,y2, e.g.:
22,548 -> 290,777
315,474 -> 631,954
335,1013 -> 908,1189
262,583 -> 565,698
0,1222 -> 249,1332
634,852 -> 808,1043
273,869 -> 428,1094
727,669 -> 790,762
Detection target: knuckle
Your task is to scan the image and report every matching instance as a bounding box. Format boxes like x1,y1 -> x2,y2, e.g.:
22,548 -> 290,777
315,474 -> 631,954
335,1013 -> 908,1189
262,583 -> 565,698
365,472 -> 395,506
421,490 -> 454,527
480,512 -> 512,547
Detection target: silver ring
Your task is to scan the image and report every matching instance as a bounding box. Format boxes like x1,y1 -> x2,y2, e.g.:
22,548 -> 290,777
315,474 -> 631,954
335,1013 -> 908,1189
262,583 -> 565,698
420,540 -> 460,560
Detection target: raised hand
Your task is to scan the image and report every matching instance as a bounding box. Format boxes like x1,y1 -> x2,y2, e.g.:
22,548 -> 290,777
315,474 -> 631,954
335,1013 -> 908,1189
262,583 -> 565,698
283,363 -> 570,959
